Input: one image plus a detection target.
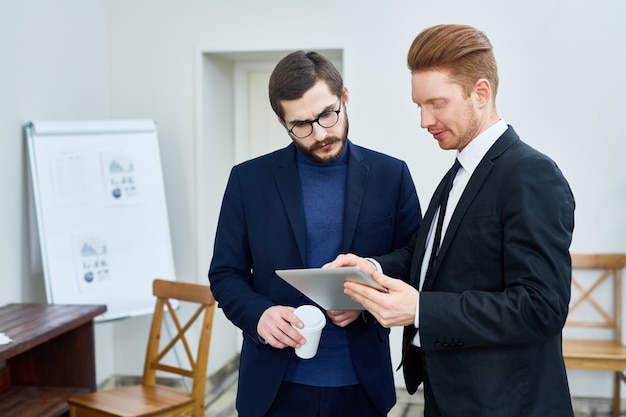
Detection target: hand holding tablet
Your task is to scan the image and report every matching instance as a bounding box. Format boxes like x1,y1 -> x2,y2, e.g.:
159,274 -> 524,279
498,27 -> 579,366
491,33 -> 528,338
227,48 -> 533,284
276,267 -> 387,310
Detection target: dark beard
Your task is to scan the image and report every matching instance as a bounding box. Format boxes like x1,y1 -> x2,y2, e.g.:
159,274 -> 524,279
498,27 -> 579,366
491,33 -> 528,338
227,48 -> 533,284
294,118 -> 349,164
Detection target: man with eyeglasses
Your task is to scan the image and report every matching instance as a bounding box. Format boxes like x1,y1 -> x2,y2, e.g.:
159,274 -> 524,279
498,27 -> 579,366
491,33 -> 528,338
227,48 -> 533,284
209,50 -> 421,417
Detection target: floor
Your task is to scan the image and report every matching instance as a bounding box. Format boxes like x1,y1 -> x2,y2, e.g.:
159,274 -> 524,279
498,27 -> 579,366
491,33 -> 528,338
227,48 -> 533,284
203,369 -> 622,417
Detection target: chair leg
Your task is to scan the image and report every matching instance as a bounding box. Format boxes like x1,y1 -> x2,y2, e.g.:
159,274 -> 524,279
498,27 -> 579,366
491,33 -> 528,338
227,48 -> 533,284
614,372 -> 621,417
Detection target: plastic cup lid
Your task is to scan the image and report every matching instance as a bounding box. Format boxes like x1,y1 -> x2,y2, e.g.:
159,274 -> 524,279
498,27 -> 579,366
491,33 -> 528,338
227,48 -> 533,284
294,305 -> 326,328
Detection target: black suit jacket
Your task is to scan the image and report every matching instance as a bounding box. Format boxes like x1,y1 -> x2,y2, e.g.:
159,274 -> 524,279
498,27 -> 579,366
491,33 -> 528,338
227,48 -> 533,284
377,126 -> 575,416
209,141 -> 421,417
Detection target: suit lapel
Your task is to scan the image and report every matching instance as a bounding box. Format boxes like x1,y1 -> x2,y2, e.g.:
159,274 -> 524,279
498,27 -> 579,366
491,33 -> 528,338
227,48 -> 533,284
409,175 -> 449,287
274,145 -> 307,265
341,143 -> 368,252
426,127 -> 520,287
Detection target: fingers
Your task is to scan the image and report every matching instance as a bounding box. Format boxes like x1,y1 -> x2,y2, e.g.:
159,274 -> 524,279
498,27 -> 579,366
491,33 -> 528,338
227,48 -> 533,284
327,309 -> 360,327
324,254 -> 378,277
323,253 -> 362,268
370,270 -> 393,288
344,274 -> 418,328
257,306 -> 306,349
344,281 -> 383,308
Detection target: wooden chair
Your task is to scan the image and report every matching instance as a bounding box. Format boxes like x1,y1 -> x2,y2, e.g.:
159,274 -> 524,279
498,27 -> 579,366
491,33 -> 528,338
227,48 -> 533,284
68,279 -> 216,417
562,253 -> 626,417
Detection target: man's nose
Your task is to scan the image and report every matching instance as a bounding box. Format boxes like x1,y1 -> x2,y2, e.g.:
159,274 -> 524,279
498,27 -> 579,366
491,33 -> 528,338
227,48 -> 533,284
420,108 -> 434,129
311,122 -> 328,141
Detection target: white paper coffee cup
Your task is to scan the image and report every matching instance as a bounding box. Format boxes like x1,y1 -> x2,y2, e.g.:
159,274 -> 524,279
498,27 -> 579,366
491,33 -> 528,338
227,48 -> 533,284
292,305 -> 326,359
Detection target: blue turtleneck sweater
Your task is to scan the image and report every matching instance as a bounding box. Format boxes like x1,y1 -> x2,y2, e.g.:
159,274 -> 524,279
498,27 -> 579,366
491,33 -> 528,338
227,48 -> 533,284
284,141 -> 359,387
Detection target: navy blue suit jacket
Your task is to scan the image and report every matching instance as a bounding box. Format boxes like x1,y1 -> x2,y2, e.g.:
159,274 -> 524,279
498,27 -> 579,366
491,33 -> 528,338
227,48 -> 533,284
209,141 -> 421,417
378,127 -> 576,416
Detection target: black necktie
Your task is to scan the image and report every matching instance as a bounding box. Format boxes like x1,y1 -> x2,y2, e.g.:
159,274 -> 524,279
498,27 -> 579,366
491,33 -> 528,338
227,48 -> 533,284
423,159 -> 461,286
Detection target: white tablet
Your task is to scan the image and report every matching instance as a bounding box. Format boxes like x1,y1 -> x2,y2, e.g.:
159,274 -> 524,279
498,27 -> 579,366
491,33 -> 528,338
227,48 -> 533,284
275,267 -> 387,311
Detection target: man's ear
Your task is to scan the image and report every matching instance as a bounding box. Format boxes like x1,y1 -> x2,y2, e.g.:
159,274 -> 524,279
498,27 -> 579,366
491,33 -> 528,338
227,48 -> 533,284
342,86 -> 350,106
474,78 -> 491,107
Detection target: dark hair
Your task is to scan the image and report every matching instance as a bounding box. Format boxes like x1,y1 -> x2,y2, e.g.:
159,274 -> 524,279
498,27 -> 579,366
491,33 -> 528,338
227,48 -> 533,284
268,51 -> 343,119
407,24 -> 499,99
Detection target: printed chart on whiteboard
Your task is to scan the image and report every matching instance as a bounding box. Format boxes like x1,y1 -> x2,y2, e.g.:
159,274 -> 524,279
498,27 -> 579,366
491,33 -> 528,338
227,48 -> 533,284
26,119 -> 176,321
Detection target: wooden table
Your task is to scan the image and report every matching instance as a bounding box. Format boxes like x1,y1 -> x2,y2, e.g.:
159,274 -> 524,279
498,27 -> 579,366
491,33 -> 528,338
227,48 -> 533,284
0,303 -> 106,417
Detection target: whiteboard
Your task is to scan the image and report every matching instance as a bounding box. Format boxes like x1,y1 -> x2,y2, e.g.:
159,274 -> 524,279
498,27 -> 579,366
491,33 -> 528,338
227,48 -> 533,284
26,120 -> 176,322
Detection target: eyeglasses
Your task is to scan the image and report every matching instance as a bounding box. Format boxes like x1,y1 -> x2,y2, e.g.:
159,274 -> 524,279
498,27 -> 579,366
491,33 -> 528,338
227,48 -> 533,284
283,97 -> 342,139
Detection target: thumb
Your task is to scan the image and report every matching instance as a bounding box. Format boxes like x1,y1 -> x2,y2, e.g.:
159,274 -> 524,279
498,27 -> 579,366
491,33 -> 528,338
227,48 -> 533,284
371,270 -> 400,291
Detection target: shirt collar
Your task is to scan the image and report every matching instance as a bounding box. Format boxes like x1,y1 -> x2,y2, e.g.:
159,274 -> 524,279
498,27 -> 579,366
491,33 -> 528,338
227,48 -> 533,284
456,119 -> 507,175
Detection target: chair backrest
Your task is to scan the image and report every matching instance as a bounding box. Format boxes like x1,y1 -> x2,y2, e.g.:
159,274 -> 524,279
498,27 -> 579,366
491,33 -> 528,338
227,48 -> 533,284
143,279 -> 216,416
566,254 -> 626,342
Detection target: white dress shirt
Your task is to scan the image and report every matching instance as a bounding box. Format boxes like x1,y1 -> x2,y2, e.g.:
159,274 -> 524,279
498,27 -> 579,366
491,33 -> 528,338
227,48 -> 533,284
412,120 -> 508,346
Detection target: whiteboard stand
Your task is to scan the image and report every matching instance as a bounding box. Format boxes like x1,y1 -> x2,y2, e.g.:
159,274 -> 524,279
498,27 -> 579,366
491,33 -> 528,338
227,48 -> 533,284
25,119 -> 176,322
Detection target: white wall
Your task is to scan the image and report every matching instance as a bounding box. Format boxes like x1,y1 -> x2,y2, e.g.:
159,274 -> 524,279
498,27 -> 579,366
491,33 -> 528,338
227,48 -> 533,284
0,0 -> 116,378
1,0 -> 625,398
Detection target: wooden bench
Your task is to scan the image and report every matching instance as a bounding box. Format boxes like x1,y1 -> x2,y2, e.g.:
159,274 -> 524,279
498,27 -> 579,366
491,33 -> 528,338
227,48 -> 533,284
563,253 -> 626,417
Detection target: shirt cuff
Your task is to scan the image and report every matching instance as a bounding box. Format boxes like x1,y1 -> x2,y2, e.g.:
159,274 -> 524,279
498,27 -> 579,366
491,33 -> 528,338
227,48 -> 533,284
411,295 -> 421,346
365,257 -> 382,273
414,297 -> 420,329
